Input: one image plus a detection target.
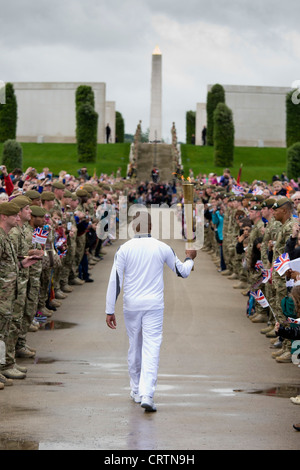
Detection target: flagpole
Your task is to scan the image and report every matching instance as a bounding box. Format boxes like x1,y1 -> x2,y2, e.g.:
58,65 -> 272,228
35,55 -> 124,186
237,164 -> 243,184
268,304 -> 279,323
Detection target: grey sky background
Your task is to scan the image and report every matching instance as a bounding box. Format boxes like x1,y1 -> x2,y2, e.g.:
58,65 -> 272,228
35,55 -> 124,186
1,0 -> 299,142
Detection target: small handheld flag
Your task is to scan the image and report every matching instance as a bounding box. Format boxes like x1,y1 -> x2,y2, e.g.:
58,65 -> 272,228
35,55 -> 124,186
273,253 -> 290,276
32,227 -> 49,245
287,317 -> 300,325
262,268 -> 272,284
250,289 -> 269,308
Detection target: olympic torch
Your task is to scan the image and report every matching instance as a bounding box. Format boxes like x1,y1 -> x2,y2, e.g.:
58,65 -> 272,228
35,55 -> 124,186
182,181 -> 195,269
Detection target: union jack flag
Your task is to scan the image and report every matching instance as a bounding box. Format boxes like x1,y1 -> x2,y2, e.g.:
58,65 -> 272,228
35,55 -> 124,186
261,268 -> 272,284
232,184 -> 245,195
273,253 -> 291,276
250,289 -> 269,308
32,227 -> 49,245
287,317 -> 300,325
252,187 -> 263,195
255,260 -> 264,271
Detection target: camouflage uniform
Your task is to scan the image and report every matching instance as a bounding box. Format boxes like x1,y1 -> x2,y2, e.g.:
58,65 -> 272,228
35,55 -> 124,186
74,194 -> 88,272
245,212 -> 265,318
6,224 -> 30,368
272,214 -> 294,354
223,206 -> 237,274
37,226 -> 58,311
16,223 -> 43,352
60,209 -> 77,289
260,214 -> 281,330
0,228 -> 19,373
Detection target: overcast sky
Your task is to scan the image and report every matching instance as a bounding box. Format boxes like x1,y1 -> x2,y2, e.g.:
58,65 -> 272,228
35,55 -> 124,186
1,0 -> 299,142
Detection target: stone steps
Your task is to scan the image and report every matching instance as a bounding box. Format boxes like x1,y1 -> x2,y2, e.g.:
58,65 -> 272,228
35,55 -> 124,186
136,143 -> 173,182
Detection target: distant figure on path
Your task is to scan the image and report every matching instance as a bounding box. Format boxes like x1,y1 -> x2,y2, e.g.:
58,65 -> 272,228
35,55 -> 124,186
202,125 -> 207,146
106,124 -> 111,144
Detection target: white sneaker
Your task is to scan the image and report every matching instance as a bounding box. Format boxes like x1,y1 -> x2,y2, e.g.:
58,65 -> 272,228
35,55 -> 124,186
141,395 -> 157,412
130,391 -> 141,403
290,395 -> 300,405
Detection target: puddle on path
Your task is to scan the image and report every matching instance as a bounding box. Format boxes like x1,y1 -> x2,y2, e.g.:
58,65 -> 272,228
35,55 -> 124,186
40,320 -> 77,330
0,437 -> 39,450
234,385 -> 300,398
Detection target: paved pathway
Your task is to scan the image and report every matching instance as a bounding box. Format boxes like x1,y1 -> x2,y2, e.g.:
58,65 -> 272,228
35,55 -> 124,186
0,239 -> 299,450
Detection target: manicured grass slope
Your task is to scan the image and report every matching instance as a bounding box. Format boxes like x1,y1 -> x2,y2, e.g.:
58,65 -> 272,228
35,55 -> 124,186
180,144 -> 287,183
0,142 -> 288,184
0,142 -> 131,178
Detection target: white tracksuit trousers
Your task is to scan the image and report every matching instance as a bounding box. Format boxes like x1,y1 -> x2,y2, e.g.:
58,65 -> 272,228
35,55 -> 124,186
124,308 -> 164,398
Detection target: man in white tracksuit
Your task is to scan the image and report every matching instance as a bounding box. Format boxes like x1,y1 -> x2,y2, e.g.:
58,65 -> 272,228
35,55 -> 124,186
105,212 -> 196,411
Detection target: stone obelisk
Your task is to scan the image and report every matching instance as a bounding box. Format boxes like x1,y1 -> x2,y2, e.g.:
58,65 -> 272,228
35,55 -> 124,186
149,45 -> 162,142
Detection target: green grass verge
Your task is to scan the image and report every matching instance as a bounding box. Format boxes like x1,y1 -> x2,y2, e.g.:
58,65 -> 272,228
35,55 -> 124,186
0,142 -> 289,184
180,144 -> 288,184
0,142 -> 131,178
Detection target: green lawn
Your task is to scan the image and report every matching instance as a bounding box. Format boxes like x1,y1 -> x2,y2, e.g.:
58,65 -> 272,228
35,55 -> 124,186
0,141 -> 289,184
180,144 -> 288,184
0,142 -> 131,178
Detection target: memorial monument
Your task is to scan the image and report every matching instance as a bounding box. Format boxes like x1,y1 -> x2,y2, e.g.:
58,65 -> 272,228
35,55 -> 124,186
149,46 -> 162,142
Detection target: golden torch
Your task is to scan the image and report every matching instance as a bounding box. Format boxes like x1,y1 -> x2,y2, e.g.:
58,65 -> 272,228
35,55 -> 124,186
182,181 -> 195,269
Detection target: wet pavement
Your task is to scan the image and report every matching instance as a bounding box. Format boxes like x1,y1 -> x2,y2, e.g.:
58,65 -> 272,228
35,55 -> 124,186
0,238 -> 299,450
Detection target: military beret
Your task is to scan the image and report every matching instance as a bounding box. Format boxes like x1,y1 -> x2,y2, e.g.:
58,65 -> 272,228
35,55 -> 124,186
244,193 -> 253,199
41,191 -> 55,201
272,197 -> 291,210
261,198 -> 276,208
0,202 -> 20,216
30,205 -> 47,217
25,190 -> 41,200
63,190 -> 73,198
52,181 -> 65,190
228,196 -> 236,201
71,193 -> 79,201
83,184 -> 94,193
235,196 -> 244,201
250,194 -> 264,202
11,196 -> 32,209
76,189 -> 88,197
250,204 -> 262,211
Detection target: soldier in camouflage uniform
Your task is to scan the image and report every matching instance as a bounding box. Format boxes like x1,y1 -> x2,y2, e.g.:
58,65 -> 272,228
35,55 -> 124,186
68,193 -> 85,286
220,194 -> 232,274
38,191 -> 57,314
245,204 -> 266,322
270,197 -> 295,363
222,196 -> 239,277
25,189 -> 42,207
16,205 -> 46,359
74,189 -> 89,277
6,196 -> 33,379
232,208 -> 249,289
59,190 -> 77,292
259,198 -> 281,337
0,202 -> 39,384
52,181 -> 65,213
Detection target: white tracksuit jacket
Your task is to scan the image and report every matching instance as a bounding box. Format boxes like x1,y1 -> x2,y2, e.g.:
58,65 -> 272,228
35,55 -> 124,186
105,235 -> 194,314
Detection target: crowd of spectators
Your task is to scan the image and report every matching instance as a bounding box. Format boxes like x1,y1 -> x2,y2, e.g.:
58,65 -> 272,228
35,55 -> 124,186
0,162 -> 299,430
